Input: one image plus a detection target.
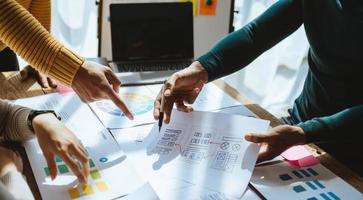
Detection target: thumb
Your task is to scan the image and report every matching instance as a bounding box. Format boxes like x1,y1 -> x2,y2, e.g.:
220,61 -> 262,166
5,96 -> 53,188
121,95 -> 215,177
20,67 -> 29,80
245,133 -> 270,143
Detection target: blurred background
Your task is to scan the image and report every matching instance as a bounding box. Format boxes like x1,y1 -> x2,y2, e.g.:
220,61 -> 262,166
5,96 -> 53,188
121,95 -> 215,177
22,0 -> 310,118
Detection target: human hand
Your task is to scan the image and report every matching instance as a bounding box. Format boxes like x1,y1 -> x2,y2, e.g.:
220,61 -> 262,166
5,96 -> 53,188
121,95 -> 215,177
72,61 -> 133,120
153,61 -> 208,123
0,147 -> 23,177
245,125 -> 306,163
20,65 -> 57,88
32,113 -> 90,185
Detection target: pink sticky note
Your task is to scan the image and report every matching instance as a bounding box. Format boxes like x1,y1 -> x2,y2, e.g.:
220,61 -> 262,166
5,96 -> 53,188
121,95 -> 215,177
281,145 -> 319,167
56,84 -> 75,96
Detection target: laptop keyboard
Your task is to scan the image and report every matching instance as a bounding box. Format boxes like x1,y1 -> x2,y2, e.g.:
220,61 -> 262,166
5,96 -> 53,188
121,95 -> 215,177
114,61 -> 191,72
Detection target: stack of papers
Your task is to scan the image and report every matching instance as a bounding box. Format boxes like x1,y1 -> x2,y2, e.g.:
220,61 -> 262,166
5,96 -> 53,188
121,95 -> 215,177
14,94 -> 147,200
112,110 -> 270,199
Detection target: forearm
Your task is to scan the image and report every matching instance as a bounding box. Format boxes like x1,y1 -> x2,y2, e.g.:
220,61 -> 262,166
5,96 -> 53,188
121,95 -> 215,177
0,0 -> 84,86
298,104 -> 363,143
0,167 -> 34,200
197,0 -> 303,81
0,99 -> 34,142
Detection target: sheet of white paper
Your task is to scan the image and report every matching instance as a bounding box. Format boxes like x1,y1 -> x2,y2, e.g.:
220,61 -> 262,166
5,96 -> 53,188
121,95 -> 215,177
146,83 -> 241,112
251,161 -> 363,200
92,83 -> 241,129
89,86 -> 157,129
122,183 -> 160,200
14,94 -> 146,200
112,110 -> 270,198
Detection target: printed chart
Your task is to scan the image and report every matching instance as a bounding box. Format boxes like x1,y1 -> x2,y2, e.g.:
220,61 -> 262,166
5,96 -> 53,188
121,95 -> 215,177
95,93 -> 153,117
15,93 -> 147,200
90,86 -> 157,129
43,156 -> 109,199
251,161 -> 363,200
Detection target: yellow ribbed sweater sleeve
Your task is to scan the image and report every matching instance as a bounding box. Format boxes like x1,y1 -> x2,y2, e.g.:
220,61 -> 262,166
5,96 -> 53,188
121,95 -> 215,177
0,0 -> 84,86
29,0 -> 51,31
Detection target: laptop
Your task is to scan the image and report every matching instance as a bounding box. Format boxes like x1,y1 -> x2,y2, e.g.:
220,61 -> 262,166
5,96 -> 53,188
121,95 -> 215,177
109,2 -> 194,85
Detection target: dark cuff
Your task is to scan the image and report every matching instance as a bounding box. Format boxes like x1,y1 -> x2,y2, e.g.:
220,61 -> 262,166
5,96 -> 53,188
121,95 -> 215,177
197,51 -> 223,82
298,118 -> 330,143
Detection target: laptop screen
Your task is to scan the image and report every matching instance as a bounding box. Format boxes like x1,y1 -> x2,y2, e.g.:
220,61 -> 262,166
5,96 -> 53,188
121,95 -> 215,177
110,2 -> 194,62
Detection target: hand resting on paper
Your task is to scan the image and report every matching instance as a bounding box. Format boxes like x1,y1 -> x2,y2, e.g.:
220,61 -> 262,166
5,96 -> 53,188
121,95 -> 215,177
32,113 -> 90,185
153,61 -> 208,123
20,65 -> 58,88
245,125 -> 306,163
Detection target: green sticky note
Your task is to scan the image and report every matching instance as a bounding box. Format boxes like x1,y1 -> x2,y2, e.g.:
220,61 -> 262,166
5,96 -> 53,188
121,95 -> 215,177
55,156 -> 62,163
89,159 -> 95,168
44,167 -> 50,176
58,164 -> 69,174
90,170 -> 101,180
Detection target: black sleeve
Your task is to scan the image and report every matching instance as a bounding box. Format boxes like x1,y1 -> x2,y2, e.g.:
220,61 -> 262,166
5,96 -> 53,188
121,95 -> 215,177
298,104 -> 363,143
197,0 -> 303,81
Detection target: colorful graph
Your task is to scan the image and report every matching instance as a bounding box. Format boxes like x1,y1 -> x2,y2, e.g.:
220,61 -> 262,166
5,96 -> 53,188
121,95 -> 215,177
278,167 -> 342,200
43,156 -> 109,199
95,93 -> 153,117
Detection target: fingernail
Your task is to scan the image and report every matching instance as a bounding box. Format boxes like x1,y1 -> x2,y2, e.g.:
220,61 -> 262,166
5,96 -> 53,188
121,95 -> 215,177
127,113 -> 134,120
164,89 -> 171,96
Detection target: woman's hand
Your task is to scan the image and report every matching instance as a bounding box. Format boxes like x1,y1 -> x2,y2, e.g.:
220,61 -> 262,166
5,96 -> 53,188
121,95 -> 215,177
32,113 -> 90,185
153,61 -> 208,123
72,61 -> 133,120
0,147 -> 23,177
20,65 -> 57,88
245,125 -> 306,163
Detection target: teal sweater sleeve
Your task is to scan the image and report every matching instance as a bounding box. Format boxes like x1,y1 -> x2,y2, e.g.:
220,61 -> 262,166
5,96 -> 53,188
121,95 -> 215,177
298,104 -> 363,143
197,0 -> 303,81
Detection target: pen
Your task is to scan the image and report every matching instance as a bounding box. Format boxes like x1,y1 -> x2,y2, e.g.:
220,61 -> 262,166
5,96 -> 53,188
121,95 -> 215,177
158,82 -> 166,132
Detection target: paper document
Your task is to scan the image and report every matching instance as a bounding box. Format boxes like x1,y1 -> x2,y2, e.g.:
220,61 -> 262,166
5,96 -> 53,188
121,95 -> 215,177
112,110 -> 270,198
91,83 -> 241,129
251,161 -> 363,200
14,94 -> 146,200
89,86 -> 157,129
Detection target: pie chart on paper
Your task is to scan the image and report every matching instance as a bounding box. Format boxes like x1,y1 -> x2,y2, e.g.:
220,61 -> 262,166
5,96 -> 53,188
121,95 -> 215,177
95,93 -> 154,117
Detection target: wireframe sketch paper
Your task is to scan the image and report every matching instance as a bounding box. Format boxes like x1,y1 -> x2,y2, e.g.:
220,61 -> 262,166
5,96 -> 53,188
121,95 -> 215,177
112,109 -> 270,198
251,161 -> 363,200
14,94 -> 146,200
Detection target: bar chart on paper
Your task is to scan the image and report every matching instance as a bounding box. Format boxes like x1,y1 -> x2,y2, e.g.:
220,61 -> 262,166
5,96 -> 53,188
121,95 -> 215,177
251,161 -> 363,200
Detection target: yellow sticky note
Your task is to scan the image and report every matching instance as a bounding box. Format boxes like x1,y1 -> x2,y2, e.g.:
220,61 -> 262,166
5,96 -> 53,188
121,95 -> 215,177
96,181 -> 108,192
82,184 -> 94,196
68,188 -> 80,199
90,170 -> 101,180
179,0 -> 198,16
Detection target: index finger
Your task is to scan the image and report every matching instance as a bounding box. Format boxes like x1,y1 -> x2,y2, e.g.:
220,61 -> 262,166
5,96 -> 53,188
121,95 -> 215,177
107,89 -> 134,120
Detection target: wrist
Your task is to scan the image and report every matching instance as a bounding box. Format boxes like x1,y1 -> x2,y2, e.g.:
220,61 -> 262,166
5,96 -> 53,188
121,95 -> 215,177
28,110 -> 59,132
32,113 -> 58,134
291,126 -> 306,145
190,61 -> 208,83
